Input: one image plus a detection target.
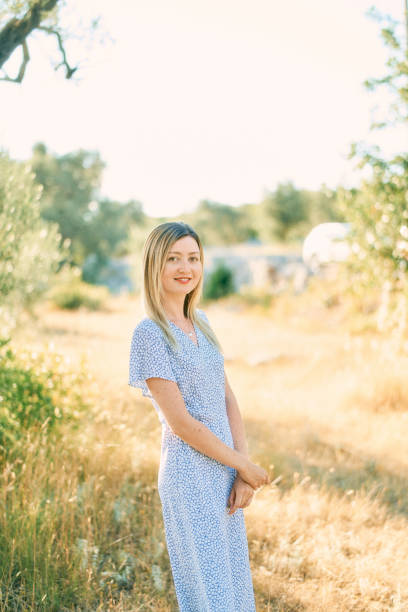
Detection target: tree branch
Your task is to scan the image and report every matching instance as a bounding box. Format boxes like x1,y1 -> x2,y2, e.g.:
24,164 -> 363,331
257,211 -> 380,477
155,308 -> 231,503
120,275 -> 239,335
0,40 -> 30,83
37,26 -> 77,78
0,0 -> 59,79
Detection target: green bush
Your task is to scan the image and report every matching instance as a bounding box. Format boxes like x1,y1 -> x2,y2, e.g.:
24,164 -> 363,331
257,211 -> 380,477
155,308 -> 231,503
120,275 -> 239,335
49,279 -> 109,310
203,262 -> 235,300
0,152 -> 63,334
0,340 -> 90,459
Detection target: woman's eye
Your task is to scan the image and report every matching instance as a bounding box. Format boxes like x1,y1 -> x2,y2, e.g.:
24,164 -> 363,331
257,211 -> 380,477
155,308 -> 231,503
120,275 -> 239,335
168,256 -> 199,262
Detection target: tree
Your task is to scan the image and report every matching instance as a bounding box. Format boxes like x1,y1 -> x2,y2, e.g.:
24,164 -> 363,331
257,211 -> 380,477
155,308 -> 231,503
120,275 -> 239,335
181,200 -> 259,246
337,6 -> 408,330
301,186 -> 343,228
339,5 -> 408,281
30,143 -> 105,264
30,143 -> 146,282
361,4 -> 408,129
0,0 -> 100,83
80,198 -> 145,284
0,152 -> 62,334
338,154 -> 408,282
262,181 -> 308,241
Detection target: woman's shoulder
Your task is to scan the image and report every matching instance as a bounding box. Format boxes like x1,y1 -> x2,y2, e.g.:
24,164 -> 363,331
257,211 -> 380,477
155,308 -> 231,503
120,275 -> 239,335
131,317 -> 164,340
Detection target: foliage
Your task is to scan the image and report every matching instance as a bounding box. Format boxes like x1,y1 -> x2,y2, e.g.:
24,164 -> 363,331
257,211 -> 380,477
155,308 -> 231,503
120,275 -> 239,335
126,218 -> 164,293
338,7 -> 408,318
337,152 -> 408,289
260,181 -> 342,242
0,0 -> 59,24
0,459 -> 170,610
31,142 -> 105,262
161,186 -> 341,250
0,340 -> 90,460
262,181 -> 308,241
0,0 -> 102,83
30,143 -> 145,280
48,270 -> 110,310
363,6 -> 408,129
301,185 -> 344,228
0,347 -> 173,609
0,151 -> 62,334
203,261 -> 236,300
180,199 -> 259,246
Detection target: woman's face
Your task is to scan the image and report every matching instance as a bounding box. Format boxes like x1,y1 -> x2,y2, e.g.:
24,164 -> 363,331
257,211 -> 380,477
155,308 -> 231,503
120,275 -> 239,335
161,235 -> 202,298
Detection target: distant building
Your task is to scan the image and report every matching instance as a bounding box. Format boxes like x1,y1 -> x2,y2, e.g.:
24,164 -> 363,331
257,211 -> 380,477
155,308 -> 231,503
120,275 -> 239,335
203,243 -> 309,294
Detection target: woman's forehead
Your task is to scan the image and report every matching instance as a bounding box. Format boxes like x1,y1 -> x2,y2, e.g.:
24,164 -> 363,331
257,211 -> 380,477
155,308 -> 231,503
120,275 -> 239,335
169,236 -> 200,253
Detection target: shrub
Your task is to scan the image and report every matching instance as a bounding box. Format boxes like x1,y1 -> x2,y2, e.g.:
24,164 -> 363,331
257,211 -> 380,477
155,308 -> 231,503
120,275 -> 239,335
0,340 -> 90,460
203,261 -> 235,300
49,279 -> 109,311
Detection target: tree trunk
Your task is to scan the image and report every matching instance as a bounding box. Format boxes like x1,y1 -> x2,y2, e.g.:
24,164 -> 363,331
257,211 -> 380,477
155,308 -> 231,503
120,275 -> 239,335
0,0 -> 58,69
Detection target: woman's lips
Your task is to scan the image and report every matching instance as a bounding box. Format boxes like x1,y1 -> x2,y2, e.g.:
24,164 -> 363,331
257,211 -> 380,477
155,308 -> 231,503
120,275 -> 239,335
174,278 -> 191,284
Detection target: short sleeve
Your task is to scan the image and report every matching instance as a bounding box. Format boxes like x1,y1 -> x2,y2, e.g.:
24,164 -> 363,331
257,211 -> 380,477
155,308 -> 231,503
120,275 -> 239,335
128,320 -> 177,398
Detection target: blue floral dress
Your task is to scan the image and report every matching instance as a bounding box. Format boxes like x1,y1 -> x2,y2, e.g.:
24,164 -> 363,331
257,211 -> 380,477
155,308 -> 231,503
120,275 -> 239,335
128,309 -> 256,611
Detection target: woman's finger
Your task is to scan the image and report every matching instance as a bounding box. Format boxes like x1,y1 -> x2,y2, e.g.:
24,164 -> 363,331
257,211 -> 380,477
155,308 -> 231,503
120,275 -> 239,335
228,490 -> 242,515
234,492 -> 247,511
242,493 -> 255,507
227,488 -> 236,510
240,490 -> 255,508
241,495 -> 251,508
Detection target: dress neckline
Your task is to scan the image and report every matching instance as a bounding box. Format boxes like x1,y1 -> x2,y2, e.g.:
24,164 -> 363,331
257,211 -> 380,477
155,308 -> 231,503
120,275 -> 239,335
168,319 -> 199,348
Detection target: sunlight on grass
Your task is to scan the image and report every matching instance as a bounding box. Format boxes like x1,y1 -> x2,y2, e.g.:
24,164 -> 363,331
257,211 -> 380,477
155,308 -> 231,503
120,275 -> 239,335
3,285 -> 408,610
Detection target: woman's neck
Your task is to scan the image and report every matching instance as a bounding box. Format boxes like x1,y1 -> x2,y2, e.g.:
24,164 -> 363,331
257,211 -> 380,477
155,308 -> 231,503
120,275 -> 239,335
162,295 -> 188,321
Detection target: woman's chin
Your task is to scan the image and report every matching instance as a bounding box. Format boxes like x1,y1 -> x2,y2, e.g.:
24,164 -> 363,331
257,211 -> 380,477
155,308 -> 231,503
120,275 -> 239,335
164,287 -> 193,297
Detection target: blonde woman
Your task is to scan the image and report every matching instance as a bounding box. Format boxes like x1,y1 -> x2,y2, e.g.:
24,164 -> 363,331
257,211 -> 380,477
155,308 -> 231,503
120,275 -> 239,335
128,221 -> 270,611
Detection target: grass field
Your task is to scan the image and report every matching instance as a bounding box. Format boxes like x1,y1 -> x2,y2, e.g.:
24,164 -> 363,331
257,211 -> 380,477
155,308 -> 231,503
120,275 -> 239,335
4,284 -> 408,611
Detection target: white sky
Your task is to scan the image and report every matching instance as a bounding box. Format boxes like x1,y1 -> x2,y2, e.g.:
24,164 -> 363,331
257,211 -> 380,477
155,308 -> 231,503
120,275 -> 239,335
0,0 -> 406,217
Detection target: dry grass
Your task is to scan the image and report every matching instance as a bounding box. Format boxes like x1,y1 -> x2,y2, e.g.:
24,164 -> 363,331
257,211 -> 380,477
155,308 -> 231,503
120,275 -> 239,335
5,287 -> 408,611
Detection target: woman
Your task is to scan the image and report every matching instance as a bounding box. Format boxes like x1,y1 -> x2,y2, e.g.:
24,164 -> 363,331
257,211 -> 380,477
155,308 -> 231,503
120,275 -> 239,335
128,221 -> 270,611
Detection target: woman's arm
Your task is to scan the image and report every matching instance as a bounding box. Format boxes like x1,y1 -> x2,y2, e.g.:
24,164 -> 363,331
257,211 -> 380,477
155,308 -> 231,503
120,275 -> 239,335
224,369 -> 249,458
145,377 -> 269,489
146,377 -> 246,470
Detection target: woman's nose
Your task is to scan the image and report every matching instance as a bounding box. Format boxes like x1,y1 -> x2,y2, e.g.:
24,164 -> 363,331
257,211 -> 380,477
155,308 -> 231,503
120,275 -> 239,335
177,258 -> 191,270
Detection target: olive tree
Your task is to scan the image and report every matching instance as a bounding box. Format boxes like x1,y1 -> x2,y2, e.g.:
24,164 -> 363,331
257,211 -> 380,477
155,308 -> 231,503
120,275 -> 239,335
0,0 -> 101,83
0,152 -> 62,334
337,6 -> 408,332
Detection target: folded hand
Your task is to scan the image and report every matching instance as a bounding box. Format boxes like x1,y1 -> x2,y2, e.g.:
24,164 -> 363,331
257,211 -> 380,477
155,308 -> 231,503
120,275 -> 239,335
227,474 -> 255,515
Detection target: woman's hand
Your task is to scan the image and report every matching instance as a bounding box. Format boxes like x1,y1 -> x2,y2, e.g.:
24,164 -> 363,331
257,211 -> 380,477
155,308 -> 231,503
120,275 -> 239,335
227,474 -> 255,515
237,457 -> 271,490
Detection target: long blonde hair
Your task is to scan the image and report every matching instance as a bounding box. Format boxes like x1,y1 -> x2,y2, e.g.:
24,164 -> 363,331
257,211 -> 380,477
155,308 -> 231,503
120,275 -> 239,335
141,221 -> 223,352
